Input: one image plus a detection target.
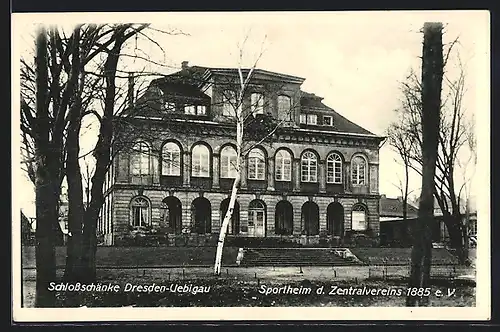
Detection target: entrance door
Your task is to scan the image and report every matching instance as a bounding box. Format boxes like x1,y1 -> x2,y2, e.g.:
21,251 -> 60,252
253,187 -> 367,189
249,200 -> 266,237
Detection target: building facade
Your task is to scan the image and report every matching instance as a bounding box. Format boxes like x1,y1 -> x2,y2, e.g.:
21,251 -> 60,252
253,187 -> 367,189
99,62 -> 385,247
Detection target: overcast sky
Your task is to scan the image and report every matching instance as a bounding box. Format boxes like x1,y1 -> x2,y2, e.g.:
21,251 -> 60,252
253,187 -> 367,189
13,11 -> 489,217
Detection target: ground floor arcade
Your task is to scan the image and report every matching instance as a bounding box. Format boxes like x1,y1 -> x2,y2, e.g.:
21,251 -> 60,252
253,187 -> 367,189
100,188 -> 380,246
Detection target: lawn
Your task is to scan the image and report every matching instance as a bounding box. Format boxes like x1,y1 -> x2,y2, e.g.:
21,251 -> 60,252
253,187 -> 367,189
350,248 -> 460,265
44,270 -> 475,307
22,246 -> 240,268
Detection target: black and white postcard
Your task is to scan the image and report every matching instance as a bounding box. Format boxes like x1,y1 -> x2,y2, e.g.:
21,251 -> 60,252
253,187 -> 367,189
11,10 -> 491,322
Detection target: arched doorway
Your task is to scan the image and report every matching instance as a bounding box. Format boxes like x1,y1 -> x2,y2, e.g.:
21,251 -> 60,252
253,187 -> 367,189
220,198 -> 240,234
162,196 -> 182,234
248,200 -> 266,237
191,197 -> 211,234
301,201 -> 319,235
275,200 -> 293,235
327,202 -> 344,236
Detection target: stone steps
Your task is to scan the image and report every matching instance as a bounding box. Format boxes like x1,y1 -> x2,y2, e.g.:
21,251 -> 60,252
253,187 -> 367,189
239,248 -> 361,267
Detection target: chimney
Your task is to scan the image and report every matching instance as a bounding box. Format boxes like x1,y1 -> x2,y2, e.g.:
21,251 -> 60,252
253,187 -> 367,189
181,61 -> 189,69
127,72 -> 135,108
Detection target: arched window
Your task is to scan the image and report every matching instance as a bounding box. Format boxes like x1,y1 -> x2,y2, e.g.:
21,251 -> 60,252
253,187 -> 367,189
162,142 -> 181,176
247,148 -> 266,180
220,146 -> 237,178
222,90 -> 237,117
301,151 -> 317,182
351,155 -> 366,185
248,200 -> 266,237
326,153 -> 343,184
192,144 -> 210,177
351,204 -> 368,231
251,92 -> 264,114
130,196 -> 150,227
130,142 -> 150,176
277,95 -> 292,121
275,149 -> 292,181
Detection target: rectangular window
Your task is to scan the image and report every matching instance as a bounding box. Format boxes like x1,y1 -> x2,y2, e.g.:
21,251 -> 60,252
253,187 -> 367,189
307,114 -> 317,125
197,105 -> 207,115
222,90 -> 236,117
277,95 -> 292,121
251,92 -> 264,114
165,102 -> 176,111
299,114 -> 307,124
184,105 -> 196,114
323,116 -> 333,126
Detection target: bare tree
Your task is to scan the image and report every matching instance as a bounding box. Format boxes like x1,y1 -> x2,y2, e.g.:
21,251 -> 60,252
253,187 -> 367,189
20,23 -> 168,305
389,42 -> 474,264
406,22 -> 443,307
387,119 -> 417,222
212,34 -> 299,275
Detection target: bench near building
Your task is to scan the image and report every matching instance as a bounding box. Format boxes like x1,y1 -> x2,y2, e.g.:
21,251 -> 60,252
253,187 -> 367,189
99,62 -> 385,247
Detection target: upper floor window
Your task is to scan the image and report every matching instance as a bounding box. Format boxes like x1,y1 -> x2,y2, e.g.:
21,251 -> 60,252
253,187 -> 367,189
351,155 -> 366,185
192,144 -> 210,177
184,105 -> 196,115
326,153 -> 342,184
323,115 -> 333,126
307,114 -> 317,125
220,145 -> 238,178
301,151 -> 317,182
275,149 -> 292,181
251,92 -> 264,115
162,142 -> 181,176
299,113 -> 318,125
165,101 -> 176,111
130,142 -> 150,176
299,114 -> 307,124
247,148 -> 266,180
130,196 -> 150,227
197,105 -> 207,115
277,95 -> 292,121
222,90 -> 237,117
184,105 -> 207,115
351,204 -> 368,231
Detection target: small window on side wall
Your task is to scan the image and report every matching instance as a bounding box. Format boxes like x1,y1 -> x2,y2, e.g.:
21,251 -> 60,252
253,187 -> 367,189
323,116 -> 333,126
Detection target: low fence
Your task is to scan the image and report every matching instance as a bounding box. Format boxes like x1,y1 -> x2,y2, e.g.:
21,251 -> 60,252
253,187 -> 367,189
367,264 -> 471,280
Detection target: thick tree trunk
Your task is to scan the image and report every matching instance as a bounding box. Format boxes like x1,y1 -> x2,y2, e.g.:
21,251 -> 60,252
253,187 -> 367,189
33,26 -> 58,308
81,31 -> 124,282
442,213 -> 467,263
62,29 -> 85,307
34,169 -> 59,307
407,22 -> 443,307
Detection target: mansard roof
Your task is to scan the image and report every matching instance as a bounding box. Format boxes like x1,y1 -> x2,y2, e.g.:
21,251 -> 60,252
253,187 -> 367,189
300,91 -> 376,136
129,63 -> 381,138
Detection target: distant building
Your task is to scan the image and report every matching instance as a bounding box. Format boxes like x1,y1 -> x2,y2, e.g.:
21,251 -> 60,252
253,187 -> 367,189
379,194 -> 477,247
